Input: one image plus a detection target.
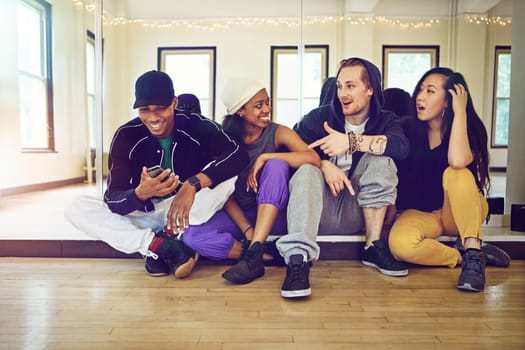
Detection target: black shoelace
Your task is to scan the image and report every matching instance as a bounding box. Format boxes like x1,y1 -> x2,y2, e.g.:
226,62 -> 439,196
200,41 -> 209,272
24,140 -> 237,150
291,262 -> 306,281
463,252 -> 484,273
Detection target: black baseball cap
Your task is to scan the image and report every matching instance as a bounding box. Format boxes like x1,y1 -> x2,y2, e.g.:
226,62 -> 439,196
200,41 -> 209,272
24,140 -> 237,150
133,70 -> 175,108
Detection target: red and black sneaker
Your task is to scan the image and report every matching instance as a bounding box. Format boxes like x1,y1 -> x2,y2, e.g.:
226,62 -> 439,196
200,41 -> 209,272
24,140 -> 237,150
145,256 -> 171,277
148,228 -> 198,278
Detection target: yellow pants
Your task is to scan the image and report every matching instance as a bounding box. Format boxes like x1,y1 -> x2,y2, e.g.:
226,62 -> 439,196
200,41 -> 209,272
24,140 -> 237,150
389,167 -> 488,268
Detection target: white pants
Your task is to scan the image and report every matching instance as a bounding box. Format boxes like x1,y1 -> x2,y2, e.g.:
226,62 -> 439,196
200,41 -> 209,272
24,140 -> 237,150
64,177 -> 236,256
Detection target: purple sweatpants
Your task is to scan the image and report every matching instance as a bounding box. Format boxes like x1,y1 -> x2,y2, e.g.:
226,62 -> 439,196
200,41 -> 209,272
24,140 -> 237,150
182,159 -> 290,260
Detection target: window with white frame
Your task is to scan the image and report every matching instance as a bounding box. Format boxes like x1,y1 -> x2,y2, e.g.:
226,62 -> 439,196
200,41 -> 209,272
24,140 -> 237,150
17,0 -> 54,151
382,45 -> 439,95
491,46 -> 511,148
271,45 -> 328,128
158,47 -> 216,119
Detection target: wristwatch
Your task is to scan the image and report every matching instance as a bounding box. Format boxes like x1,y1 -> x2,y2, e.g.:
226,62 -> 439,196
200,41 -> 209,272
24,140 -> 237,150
187,175 -> 201,192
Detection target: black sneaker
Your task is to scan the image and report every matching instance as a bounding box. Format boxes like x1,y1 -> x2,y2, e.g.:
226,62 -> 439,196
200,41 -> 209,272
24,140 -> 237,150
362,240 -> 408,277
170,249 -> 199,279
455,238 -> 511,268
149,230 -> 198,279
145,256 -> 171,277
222,241 -> 265,284
481,243 -> 511,268
457,248 -> 486,292
281,254 -> 311,298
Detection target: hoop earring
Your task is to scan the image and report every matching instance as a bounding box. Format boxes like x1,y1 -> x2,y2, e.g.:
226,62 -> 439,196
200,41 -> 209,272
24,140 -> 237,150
441,109 -> 445,119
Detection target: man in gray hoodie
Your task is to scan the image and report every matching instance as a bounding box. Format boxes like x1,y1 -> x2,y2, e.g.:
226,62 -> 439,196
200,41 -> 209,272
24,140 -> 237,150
277,57 -> 410,298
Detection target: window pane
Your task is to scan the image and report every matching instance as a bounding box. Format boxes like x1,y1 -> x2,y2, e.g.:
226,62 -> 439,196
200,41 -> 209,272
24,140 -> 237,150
19,74 -> 48,148
272,46 -> 327,126
303,53 -> 322,98
496,53 -> 511,98
165,54 -> 210,98
494,99 -> 509,146
200,100 -> 209,116
386,53 -> 432,93
18,0 -> 53,150
302,98 -> 319,116
276,99 -> 299,129
160,48 -> 215,118
277,54 -> 299,99
492,48 -> 511,147
17,1 -> 43,75
276,52 -> 323,99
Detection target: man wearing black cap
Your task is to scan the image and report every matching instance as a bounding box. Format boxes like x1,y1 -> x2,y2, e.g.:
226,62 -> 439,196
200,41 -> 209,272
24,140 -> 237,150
66,70 -> 248,278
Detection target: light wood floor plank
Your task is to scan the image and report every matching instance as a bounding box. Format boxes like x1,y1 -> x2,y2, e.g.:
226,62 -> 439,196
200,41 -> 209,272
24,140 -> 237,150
0,258 -> 524,350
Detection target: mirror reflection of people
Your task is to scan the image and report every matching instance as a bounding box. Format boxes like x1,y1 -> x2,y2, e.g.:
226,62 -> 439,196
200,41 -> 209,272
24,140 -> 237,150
319,77 -> 336,107
277,57 -> 410,299
181,78 -> 320,284
177,93 -> 202,114
389,68 -> 511,292
65,70 -> 248,278
383,87 -> 412,122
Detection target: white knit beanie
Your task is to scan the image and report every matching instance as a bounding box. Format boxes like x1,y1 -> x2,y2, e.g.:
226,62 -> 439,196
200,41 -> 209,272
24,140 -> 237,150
221,78 -> 265,115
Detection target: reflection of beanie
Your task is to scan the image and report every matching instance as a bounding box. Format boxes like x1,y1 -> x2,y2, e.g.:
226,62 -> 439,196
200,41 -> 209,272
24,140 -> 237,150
178,93 -> 201,114
222,78 -> 265,114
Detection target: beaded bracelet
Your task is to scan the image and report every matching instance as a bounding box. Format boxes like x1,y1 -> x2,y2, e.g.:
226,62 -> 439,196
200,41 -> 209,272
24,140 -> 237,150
347,131 -> 360,154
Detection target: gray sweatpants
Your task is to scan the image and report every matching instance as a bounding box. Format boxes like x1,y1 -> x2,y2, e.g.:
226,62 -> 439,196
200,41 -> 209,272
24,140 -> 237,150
276,153 -> 398,263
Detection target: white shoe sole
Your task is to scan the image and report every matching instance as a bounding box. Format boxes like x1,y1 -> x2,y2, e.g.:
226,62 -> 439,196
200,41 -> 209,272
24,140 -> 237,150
457,282 -> 484,292
362,260 -> 408,277
281,288 -> 311,298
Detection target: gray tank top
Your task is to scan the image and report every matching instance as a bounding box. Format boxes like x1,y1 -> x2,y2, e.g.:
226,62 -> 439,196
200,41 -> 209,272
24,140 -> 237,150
234,122 -> 280,209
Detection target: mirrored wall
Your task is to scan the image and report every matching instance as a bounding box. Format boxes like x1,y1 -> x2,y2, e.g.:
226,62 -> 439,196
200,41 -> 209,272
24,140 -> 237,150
1,0 -> 520,240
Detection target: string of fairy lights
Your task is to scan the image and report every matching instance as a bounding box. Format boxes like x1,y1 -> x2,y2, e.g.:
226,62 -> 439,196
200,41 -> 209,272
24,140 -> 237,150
71,0 -> 511,31
105,16 -> 442,31
464,14 -> 512,26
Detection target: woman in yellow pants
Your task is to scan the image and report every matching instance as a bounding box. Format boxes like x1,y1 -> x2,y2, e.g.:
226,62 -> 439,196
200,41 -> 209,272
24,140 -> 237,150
389,67 -> 510,292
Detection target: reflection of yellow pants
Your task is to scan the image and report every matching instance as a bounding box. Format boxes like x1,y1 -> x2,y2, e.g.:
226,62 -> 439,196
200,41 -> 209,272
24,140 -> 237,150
389,167 -> 489,268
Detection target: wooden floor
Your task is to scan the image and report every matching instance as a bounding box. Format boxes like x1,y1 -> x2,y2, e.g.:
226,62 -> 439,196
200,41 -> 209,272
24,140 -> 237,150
0,258 -> 524,350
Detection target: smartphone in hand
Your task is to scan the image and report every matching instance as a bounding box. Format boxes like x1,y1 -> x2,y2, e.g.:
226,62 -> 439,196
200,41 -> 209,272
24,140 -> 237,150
147,165 -> 163,178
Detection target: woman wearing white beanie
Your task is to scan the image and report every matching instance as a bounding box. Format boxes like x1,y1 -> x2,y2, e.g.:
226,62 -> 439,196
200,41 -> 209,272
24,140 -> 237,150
181,77 -> 320,284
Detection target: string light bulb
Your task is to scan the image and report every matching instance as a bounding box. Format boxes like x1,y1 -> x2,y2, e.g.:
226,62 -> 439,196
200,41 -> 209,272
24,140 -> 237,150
72,1 -> 511,31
